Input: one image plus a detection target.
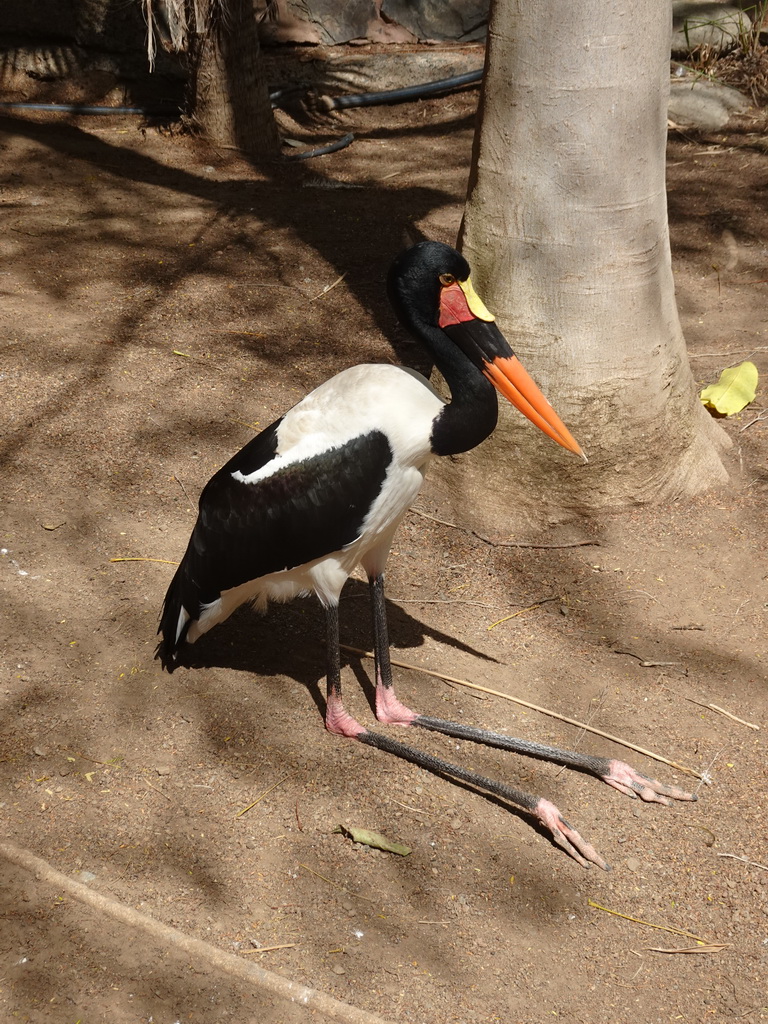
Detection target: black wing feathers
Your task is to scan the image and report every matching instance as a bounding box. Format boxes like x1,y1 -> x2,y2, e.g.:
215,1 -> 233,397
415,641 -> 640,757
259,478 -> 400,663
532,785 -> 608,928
156,426 -> 392,669
194,428 -> 393,593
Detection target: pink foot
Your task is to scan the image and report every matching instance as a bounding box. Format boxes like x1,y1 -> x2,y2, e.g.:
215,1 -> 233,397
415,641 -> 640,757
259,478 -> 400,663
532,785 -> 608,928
325,695 -> 367,738
603,760 -> 697,804
375,685 -> 418,726
535,798 -> 610,870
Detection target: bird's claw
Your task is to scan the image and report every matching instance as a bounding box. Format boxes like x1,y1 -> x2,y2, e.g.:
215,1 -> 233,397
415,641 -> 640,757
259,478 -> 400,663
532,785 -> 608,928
604,759 -> 697,805
536,798 -> 610,871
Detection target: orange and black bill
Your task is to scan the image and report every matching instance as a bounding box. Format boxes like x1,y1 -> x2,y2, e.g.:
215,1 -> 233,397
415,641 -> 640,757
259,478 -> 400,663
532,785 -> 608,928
439,278 -> 585,459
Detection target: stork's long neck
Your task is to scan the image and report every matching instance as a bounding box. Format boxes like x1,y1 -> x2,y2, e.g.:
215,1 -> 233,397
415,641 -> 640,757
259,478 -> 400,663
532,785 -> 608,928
420,322 -> 499,457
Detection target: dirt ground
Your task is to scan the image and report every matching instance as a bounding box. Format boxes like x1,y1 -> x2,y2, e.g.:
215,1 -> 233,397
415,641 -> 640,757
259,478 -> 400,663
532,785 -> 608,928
1,77 -> 767,1024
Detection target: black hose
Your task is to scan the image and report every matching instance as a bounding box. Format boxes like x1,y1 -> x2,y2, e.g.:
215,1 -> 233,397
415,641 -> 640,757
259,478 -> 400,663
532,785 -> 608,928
320,68 -> 483,111
0,68 -> 483,120
283,132 -> 355,160
0,98 -> 352,161
0,101 -> 179,116
0,92 -> 286,115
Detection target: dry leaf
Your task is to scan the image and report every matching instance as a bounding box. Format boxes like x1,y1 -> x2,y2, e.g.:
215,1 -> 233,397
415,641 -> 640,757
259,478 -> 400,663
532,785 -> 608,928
700,361 -> 758,415
334,825 -> 411,856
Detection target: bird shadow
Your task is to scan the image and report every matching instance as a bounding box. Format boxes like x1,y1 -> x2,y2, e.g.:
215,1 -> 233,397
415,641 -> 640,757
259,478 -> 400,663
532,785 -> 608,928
163,583 -> 606,867
172,576 -> 500,717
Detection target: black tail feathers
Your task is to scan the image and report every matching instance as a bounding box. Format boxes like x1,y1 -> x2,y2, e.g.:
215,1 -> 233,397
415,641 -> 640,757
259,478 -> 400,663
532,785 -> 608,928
155,565 -> 194,673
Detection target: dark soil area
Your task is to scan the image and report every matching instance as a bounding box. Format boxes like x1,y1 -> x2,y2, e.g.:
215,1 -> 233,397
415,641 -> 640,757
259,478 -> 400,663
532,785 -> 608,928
1,81 -> 767,1024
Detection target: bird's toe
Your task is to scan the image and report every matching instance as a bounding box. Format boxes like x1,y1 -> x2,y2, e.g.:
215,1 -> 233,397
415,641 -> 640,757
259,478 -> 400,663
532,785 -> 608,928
604,760 -> 697,804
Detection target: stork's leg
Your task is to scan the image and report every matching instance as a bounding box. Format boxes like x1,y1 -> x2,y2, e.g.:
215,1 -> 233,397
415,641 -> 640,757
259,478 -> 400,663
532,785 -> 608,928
367,573 -> 696,806
355,727 -> 610,870
324,594 -> 608,870
323,602 -> 367,739
369,573 -> 418,726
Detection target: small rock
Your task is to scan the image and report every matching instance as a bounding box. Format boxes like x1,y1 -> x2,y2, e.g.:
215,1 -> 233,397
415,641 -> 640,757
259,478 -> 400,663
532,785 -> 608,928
332,965 -> 346,975
671,2 -> 751,56
625,857 -> 642,872
32,745 -> 48,757
669,79 -> 750,130
155,765 -> 171,776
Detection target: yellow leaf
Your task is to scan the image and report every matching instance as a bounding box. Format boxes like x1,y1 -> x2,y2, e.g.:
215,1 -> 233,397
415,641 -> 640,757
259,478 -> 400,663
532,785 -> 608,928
700,361 -> 758,415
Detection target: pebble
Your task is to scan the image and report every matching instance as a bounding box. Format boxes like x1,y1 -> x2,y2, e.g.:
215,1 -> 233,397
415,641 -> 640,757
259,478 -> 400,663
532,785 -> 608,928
156,765 -> 171,776
332,965 -> 346,975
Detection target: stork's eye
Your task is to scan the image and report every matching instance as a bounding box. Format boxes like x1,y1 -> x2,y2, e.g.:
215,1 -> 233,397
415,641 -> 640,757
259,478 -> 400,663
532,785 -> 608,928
439,273 -> 457,286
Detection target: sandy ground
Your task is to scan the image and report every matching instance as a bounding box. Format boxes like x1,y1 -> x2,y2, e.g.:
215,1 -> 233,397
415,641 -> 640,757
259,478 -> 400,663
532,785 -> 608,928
1,83 -> 767,1024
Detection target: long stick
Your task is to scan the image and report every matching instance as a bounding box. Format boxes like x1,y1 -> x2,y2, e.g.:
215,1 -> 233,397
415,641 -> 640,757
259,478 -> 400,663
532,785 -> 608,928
340,645 -> 702,779
0,841 -> 396,1024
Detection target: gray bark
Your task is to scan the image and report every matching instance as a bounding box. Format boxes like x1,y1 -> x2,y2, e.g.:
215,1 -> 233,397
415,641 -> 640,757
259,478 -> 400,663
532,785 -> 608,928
433,0 -> 729,533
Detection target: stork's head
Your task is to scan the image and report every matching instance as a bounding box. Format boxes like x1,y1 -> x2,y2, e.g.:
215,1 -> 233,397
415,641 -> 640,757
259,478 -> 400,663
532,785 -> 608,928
387,241 -> 585,459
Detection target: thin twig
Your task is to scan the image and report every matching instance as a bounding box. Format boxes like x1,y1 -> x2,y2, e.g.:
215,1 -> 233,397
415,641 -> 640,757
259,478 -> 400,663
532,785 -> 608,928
409,506 -> 599,548
588,900 -> 713,944
739,409 -> 768,432
387,796 -> 435,817
172,349 -> 225,370
680,822 -> 717,847
243,943 -> 298,954
473,532 -> 599,550
709,704 -> 759,729
612,648 -> 680,668
382,598 -> 493,608
310,272 -> 347,301
236,773 -> 294,818
144,779 -> 173,802
487,597 -> 559,630
409,507 -> 460,530
339,645 -> 702,778
299,863 -> 377,903
646,944 -> 730,954
336,642 -> 486,699
173,471 -> 193,504
110,557 -> 180,565
684,697 -> 759,730
66,750 -> 122,768
717,852 -> 768,872
625,590 -> 659,603
688,345 -> 768,359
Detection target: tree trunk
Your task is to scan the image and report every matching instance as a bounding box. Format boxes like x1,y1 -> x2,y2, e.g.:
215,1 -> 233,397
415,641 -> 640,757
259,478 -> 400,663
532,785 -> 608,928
187,0 -> 279,160
435,0 -> 729,533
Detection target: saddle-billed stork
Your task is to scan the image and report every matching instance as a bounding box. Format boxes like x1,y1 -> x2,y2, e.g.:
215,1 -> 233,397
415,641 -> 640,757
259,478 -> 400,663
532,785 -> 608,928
157,241 -> 694,869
